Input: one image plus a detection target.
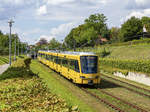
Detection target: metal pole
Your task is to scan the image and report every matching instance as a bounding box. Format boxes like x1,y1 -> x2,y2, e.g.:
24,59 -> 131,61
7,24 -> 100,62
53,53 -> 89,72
9,24 -> 11,65
74,39 -> 76,51
14,36 -> 16,61
8,19 -> 14,66
18,38 -> 19,56
34,48 -> 36,59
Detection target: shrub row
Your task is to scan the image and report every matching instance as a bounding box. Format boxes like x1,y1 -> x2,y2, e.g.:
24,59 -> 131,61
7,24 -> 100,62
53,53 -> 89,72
0,58 -> 33,80
100,58 -> 150,74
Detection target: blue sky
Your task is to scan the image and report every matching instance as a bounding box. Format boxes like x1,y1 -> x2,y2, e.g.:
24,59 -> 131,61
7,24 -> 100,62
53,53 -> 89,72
0,0 -> 150,44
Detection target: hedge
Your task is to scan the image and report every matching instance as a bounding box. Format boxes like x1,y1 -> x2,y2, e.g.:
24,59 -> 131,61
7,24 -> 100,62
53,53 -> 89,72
0,57 -> 33,80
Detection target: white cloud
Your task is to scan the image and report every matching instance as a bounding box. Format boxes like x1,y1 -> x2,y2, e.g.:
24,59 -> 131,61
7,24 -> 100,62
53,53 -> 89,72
47,0 -> 75,5
1,0 -> 35,5
49,22 -> 78,41
144,9 -> 150,15
121,8 -> 150,23
81,0 -> 108,5
135,0 -> 149,5
37,5 -> 47,15
126,0 -> 150,9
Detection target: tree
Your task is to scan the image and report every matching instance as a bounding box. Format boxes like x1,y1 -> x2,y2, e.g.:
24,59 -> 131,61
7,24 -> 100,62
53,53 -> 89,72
85,13 -> 110,40
48,38 -> 61,50
141,16 -> 150,33
0,31 -> 24,55
65,13 -> 110,48
65,28 -> 77,49
36,38 -> 48,46
110,27 -> 121,42
120,16 -> 143,41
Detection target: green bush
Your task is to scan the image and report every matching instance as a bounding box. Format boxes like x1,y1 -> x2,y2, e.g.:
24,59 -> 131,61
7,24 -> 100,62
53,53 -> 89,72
100,58 -> 150,74
0,58 -> 34,81
24,58 -> 31,69
12,58 -> 31,69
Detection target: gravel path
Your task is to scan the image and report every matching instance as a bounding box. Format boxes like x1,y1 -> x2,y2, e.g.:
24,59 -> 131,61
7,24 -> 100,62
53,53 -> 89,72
0,64 -> 9,75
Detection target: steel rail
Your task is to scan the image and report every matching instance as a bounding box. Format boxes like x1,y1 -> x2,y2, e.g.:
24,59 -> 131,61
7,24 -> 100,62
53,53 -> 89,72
81,88 -> 125,112
102,74 -> 150,93
98,89 -> 148,112
102,75 -> 150,98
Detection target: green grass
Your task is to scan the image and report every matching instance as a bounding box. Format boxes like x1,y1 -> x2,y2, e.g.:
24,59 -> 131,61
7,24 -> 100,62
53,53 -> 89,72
30,60 -> 96,112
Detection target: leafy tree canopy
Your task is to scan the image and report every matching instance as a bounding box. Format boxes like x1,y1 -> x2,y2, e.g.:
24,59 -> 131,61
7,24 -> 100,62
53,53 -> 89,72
64,13 -> 110,48
141,16 -> 150,33
120,16 -> 143,41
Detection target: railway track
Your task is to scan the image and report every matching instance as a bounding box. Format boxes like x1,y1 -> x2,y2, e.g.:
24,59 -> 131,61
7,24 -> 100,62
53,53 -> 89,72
98,89 -> 148,112
81,88 -> 125,112
101,74 -> 150,98
81,88 -> 148,112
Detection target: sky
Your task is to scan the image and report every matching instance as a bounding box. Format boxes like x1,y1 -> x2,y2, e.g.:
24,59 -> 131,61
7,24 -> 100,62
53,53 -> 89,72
0,0 -> 150,45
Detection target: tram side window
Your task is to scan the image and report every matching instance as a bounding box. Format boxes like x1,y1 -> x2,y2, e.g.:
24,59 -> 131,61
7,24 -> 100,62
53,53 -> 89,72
69,60 -> 75,70
52,56 -> 55,62
47,55 -> 50,60
70,60 -> 79,72
56,57 -> 61,64
53,56 -> 55,62
62,59 -> 68,67
48,55 -> 51,61
75,60 -> 79,72
41,54 -> 43,58
38,53 -> 39,57
44,54 -> 46,59
50,55 -> 53,61
45,55 -> 47,60
54,56 -> 57,63
39,53 -> 41,57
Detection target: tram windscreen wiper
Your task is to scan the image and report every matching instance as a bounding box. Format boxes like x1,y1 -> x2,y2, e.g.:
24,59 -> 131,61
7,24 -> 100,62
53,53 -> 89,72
80,56 -> 98,74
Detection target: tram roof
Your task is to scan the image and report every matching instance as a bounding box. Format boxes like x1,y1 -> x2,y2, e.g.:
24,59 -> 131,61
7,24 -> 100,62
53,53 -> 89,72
39,50 -> 96,56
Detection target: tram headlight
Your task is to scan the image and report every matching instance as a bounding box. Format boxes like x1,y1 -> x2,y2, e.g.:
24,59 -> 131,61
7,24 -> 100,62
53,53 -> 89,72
80,76 -> 85,79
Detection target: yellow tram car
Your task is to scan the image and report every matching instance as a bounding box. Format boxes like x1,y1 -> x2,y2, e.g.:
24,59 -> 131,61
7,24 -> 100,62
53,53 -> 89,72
38,50 -> 101,85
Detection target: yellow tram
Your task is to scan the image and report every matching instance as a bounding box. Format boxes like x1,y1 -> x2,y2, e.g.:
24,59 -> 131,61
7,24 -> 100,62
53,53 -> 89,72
38,50 -> 100,85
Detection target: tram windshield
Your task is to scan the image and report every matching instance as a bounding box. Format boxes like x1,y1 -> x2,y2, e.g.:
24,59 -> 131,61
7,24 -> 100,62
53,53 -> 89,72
80,56 -> 98,74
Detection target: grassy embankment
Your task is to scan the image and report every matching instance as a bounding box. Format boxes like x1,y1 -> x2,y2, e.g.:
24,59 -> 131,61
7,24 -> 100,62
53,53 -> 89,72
0,58 -> 77,112
30,60 -> 98,112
